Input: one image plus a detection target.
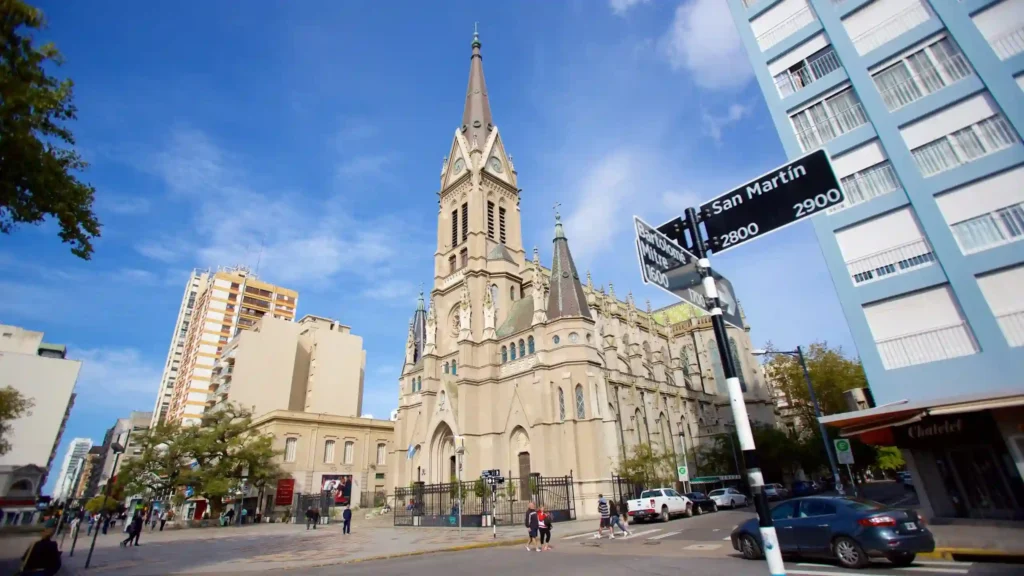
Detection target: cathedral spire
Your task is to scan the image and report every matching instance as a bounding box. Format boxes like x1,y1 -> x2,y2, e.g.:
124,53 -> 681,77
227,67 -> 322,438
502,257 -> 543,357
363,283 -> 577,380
462,25 -> 493,153
546,209 -> 592,321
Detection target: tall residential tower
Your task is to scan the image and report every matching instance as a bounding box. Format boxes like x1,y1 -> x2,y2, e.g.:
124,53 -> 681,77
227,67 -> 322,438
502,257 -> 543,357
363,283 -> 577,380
151,270 -> 210,426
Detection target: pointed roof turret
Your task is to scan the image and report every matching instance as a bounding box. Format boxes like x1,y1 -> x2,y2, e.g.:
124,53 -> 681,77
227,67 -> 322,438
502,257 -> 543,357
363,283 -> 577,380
461,25 -> 494,152
546,209 -> 593,321
411,289 -> 427,362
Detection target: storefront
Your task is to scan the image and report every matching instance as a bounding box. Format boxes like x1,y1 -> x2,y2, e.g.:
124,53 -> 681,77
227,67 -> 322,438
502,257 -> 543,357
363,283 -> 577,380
820,391 -> 1024,523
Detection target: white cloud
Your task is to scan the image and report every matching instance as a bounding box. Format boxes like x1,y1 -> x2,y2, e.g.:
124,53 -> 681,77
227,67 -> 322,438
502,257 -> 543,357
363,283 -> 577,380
362,280 -> 417,303
610,0 -> 650,16
336,154 -> 391,178
662,0 -> 753,90
702,103 -> 753,143
136,239 -> 183,263
562,150 -> 635,265
97,194 -> 151,215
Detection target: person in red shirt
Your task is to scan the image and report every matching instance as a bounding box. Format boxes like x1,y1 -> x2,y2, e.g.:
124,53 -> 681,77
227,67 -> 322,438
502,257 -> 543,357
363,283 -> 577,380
537,506 -> 553,551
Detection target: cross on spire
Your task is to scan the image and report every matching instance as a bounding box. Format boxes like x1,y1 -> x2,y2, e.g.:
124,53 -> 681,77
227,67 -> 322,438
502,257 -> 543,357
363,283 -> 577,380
553,202 -> 562,221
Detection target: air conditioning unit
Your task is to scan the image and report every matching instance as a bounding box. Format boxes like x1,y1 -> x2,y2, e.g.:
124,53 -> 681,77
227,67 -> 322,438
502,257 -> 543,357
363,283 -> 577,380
844,388 -> 875,412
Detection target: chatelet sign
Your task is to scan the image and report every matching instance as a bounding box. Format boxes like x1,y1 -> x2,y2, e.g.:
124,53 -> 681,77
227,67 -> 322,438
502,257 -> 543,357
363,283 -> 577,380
894,412 -> 996,448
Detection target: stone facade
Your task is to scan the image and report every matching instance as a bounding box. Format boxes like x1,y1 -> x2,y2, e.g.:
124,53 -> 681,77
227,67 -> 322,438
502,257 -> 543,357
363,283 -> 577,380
389,32 -> 775,514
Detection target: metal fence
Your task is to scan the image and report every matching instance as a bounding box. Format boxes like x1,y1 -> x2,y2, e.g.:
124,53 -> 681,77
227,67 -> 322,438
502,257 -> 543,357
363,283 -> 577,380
393,474 -> 576,527
611,475 -> 643,511
291,491 -> 336,524
359,490 -> 388,509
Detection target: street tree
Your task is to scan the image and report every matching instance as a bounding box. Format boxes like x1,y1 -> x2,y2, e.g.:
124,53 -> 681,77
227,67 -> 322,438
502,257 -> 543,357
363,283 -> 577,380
115,422 -> 192,505
696,425 -> 804,483
0,386 -> 34,455
1,0 -> 101,259
763,341 -> 868,425
615,443 -> 676,489
875,446 -> 906,473
84,495 -> 118,515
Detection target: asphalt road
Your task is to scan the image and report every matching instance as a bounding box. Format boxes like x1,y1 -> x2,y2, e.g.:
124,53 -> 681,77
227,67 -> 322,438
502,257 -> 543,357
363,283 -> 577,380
283,547 -> 1022,576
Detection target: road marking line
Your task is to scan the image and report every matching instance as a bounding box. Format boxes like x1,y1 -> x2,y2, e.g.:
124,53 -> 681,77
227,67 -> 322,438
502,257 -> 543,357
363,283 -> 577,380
683,543 -> 721,550
561,532 -> 596,540
722,536 -> 731,540
647,531 -> 682,540
712,528 -> 720,531
913,561 -> 973,566
620,529 -> 660,540
794,563 -> 968,574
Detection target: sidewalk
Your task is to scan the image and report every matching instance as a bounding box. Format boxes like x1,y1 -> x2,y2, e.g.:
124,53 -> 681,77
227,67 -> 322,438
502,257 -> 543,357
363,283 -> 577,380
922,522 -> 1024,560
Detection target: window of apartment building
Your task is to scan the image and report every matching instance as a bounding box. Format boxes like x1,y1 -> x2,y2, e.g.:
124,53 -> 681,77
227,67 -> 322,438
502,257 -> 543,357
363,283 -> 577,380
376,443 -> 386,466
845,0 -> 932,56
487,201 -> 495,239
461,202 -> 468,243
459,248 -> 468,269
863,285 -> 978,369
285,438 -> 297,462
873,36 -> 972,112
791,87 -> 868,152
343,441 -> 354,464
324,439 -> 335,463
451,209 -> 459,247
837,207 -> 935,285
774,45 -> 841,98
839,161 -> 902,210
499,207 -> 507,244
448,254 -> 457,275
911,114 -> 1018,177
751,0 -> 817,52
977,264 -> 1024,348
936,166 -> 1024,255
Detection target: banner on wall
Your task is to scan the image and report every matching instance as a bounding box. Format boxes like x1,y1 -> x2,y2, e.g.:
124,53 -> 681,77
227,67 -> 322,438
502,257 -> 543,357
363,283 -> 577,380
321,475 -> 352,505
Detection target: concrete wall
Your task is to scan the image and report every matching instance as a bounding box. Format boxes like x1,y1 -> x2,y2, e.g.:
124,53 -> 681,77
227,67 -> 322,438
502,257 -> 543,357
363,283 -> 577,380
229,320 -> 303,418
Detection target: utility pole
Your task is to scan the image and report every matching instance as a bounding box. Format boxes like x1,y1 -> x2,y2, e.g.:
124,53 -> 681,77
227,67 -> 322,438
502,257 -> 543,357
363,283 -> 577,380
86,430 -> 130,569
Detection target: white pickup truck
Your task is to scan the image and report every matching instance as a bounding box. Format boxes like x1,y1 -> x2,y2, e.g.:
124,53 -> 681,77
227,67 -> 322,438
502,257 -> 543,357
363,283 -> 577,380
627,488 -> 692,523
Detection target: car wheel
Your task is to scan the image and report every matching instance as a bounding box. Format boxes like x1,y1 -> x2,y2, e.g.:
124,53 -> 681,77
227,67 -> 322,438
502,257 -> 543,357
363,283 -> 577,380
694,503 -> 702,516
886,552 -> 915,567
834,536 -> 869,569
740,534 -> 762,560
660,506 -> 670,523
711,503 -> 718,513
684,503 -> 693,518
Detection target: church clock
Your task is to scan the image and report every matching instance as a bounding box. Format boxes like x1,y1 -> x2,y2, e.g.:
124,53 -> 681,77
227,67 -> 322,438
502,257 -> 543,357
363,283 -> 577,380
487,156 -> 503,173
453,158 -> 466,174
448,307 -> 461,338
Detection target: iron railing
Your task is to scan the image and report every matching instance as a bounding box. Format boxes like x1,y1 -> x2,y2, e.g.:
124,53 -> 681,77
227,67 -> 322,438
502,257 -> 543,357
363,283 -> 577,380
756,6 -> 816,51
846,238 -> 936,285
876,53 -> 972,112
876,323 -> 978,370
851,3 -> 930,55
991,26 -> 1024,60
776,48 -> 842,97
996,310 -> 1024,348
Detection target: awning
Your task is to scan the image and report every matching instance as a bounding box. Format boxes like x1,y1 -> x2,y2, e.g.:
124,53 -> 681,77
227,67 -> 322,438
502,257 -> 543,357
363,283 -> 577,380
820,389 -> 1024,440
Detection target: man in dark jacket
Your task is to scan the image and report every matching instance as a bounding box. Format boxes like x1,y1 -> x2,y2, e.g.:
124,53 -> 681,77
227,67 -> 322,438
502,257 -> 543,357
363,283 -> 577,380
19,526 -> 61,575
342,505 -> 352,534
305,507 -> 315,530
524,502 -> 539,552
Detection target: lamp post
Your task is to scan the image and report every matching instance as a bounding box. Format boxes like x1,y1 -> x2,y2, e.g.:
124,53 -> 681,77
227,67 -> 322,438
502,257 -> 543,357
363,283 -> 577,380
753,346 -> 843,496
85,431 -> 129,569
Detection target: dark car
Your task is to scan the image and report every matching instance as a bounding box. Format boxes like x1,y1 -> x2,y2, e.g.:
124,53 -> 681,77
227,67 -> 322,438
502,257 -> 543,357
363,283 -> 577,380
684,492 -> 718,515
791,480 -> 817,497
731,497 -> 934,569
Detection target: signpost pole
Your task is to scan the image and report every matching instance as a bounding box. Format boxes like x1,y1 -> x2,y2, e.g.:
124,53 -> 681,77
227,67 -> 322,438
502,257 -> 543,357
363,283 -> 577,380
682,208 -> 786,576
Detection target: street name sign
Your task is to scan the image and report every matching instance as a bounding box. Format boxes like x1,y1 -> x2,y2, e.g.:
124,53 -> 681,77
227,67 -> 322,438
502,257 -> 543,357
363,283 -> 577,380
634,216 -> 743,329
699,149 -> 842,254
834,438 -> 854,465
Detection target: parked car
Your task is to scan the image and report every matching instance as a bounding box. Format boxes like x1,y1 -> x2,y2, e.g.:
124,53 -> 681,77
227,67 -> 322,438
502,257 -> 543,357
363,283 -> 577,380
900,472 -> 915,491
791,480 -> 817,497
627,488 -> 692,522
708,487 -> 748,509
765,483 -> 789,501
731,497 -> 934,569
684,492 -> 719,515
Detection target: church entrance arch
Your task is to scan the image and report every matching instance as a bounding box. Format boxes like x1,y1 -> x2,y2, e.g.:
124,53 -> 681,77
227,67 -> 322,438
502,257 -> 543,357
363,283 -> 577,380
430,422 -> 456,484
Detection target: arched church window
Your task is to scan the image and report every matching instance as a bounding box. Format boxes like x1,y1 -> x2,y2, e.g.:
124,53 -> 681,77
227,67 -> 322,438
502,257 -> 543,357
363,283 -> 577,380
575,385 -> 585,419
459,247 -> 468,269
510,343 -> 517,360
558,388 -> 566,422
501,346 -> 507,363
518,339 -> 525,358
527,336 -> 535,354
417,377 -> 422,391
448,255 -> 456,275
728,337 -> 747,392
444,362 -> 449,374
510,286 -> 515,301
451,359 -> 457,375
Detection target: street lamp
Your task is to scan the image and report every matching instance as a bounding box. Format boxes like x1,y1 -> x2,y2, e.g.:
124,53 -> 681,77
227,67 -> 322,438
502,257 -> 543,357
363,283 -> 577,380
85,431 -> 129,569
753,346 -> 843,496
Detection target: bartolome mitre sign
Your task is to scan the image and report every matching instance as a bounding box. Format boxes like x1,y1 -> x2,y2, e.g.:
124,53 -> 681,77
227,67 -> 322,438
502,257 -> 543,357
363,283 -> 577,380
699,149 -> 843,254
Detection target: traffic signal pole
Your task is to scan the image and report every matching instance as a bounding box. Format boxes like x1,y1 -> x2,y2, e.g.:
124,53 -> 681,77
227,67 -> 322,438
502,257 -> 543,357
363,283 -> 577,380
683,208 -> 786,576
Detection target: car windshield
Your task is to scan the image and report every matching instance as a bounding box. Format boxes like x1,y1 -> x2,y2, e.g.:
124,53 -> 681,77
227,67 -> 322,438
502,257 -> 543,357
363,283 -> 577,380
838,498 -> 888,512
640,490 -> 662,499
708,489 -> 726,496
686,493 -> 705,499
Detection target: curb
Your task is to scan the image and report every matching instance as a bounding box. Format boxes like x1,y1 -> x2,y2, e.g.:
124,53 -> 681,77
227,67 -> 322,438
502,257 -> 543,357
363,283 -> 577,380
920,548 -> 1024,561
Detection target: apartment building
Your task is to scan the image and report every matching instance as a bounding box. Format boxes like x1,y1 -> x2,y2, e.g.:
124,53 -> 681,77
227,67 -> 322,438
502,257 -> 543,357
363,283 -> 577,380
0,325 -> 81,523
151,270 -> 210,426
207,315 -> 366,419
167,267 -> 298,425
54,438 -> 92,502
729,0 -> 1024,522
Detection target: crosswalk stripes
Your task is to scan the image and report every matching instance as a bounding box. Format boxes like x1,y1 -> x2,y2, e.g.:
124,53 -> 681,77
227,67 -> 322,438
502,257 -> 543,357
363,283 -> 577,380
560,531 -> 596,541
722,536 -> 731,540
792,562 -> 970,575
619,528 -> 661,540
647,530 -> 683,540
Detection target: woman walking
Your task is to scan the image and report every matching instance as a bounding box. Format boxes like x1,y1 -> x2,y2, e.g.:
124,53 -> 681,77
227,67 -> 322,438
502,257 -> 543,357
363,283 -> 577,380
538,506 -> 553,551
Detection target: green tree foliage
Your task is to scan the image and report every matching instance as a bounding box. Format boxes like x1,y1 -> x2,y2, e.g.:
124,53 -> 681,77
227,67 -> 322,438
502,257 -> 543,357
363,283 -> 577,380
875,446 -> 905,471
0,0 -> 101,258
115,403 -> 284,517
615,443 -> 677,488
763,342 -> 868,426
0,386 -> 33,455
84,495 -> 118,514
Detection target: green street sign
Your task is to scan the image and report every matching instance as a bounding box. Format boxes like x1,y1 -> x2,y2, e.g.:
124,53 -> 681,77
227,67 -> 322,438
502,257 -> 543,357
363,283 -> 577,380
677,465 -> 689,482
834,438 -> 854,465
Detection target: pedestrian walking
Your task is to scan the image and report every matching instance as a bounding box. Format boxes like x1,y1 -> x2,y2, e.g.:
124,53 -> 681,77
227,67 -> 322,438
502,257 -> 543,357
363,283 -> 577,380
596,494 -> 612,539
101,514 -> 110,535
537,506 -> 553,551
159,510 -> 169,531
524,502 -> 539,552
608,499 -> 630,536
18,525 -> 62,576
342,505 -> 352,535
120,513 -> 137,547
305,506 -> 316,530
86,514 -> 95,536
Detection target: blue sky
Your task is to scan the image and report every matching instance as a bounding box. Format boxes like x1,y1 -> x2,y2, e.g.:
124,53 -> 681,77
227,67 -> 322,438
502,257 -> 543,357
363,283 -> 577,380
4,0 -> 855,494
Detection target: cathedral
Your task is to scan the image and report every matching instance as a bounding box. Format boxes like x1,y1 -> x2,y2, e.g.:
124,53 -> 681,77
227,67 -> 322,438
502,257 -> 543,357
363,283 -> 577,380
389,31 -> 776,511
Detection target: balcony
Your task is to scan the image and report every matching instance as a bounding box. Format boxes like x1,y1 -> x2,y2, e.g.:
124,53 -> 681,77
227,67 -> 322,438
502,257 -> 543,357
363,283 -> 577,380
912,115 -> 1018,178
876,53 -> 973,112
794,102 -> 868,151
951,202 -> 1024,254
846,238 -> 935,285
851,3 -> 931,55
829,162 -> 902,214
776,48 -> 842,98
757,6 -> 816,51
996,310 -> 1024,347
876,322 -> 978,369
991,26 -> 1024,60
